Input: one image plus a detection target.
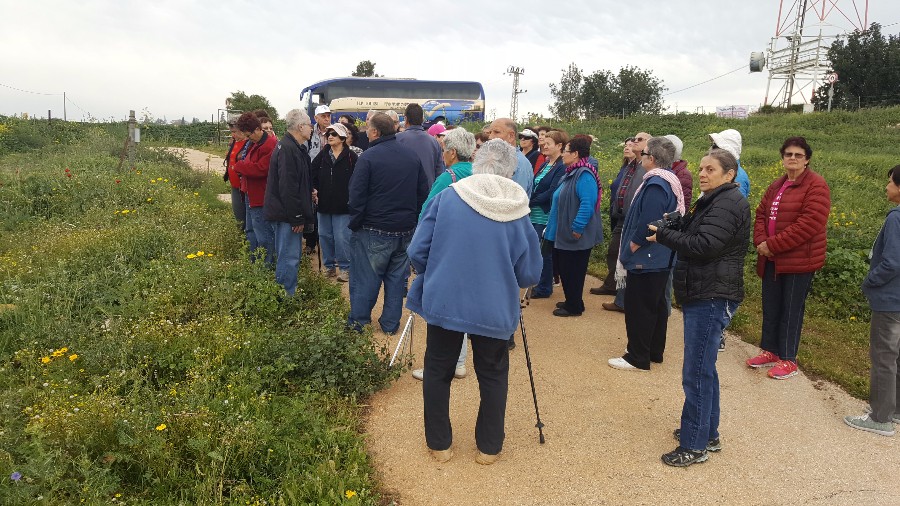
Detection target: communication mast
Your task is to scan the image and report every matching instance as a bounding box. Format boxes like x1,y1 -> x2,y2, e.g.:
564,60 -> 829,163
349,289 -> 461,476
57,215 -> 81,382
750,0 -> 868,108
506,66 -> 527,121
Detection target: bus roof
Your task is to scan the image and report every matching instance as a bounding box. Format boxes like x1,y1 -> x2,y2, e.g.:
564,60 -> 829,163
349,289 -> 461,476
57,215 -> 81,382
300,77 -> 483,95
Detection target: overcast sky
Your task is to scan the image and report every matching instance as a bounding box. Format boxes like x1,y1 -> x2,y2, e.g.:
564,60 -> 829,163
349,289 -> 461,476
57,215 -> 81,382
2,0 -> 897,122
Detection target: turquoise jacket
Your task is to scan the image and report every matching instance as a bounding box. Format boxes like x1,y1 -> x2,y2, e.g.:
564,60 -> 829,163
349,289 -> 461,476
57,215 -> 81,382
419,162 -> 473,219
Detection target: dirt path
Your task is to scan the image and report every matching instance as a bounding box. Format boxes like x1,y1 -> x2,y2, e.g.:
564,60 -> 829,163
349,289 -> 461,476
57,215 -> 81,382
164,147 -> 231,203
362,277 -> 898,505
171,148 -> 898,504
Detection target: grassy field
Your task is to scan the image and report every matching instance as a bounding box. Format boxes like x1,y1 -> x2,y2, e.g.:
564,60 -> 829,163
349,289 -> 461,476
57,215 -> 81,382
0,118 -> 394,504
523,107 -> 900,398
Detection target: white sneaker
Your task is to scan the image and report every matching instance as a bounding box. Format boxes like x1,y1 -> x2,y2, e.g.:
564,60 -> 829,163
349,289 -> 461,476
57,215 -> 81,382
608,357 -> 647,371
412,368 -> 424,381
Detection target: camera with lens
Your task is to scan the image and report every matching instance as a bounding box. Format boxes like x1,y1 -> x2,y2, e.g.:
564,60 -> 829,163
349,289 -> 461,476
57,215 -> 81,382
647,211 -> 682,236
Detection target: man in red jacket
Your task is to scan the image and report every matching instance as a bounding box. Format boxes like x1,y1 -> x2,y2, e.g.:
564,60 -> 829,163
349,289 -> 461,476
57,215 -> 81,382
233,112 -> 278,265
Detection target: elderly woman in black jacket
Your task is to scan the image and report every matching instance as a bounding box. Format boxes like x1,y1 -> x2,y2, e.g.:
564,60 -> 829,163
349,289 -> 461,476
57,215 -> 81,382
648,148 -> 750,467
312,122 -> 358,282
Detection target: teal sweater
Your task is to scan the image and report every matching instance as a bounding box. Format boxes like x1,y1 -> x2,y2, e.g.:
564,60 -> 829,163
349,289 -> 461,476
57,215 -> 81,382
419,162 -> 473,219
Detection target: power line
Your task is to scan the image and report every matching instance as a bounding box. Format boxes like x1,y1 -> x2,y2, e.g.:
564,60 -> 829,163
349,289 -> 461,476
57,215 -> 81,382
664,65 -> 747,96
0,81 -> 61,96
65,95 -> 90,117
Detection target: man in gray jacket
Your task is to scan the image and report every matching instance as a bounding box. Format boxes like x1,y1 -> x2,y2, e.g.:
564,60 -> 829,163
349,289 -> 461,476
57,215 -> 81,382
397,103 -> 443,189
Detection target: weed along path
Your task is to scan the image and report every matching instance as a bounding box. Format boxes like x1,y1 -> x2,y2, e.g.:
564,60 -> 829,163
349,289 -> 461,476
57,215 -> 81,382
360,275 -> 899,505
163,147 -> 232,203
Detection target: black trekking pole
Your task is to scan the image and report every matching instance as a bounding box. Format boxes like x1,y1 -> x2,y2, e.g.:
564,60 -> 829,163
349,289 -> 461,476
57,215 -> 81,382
519,287 -> 546,444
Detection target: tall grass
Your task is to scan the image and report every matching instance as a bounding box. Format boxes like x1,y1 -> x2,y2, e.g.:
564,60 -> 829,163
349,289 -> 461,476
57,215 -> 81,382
0,119 -> 393,504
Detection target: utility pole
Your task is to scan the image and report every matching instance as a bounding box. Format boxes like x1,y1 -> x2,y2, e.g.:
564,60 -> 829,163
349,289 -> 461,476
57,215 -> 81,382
506,66 -> 526,121
127,110 -> 136,170
63,92 -> 67,121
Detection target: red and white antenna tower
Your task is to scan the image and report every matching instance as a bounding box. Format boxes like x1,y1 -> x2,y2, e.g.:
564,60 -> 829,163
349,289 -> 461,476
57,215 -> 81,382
750,0 -> 868,108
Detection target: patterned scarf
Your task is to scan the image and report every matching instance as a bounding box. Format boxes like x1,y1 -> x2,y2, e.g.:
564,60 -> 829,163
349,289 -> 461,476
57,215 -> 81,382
566,157 -> 603,212
616,159 -> 639,212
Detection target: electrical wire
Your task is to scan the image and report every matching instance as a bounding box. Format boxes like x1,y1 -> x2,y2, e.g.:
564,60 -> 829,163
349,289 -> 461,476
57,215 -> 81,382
0,81 -> 61,96
664,65 -> 747,96
64,95 -> 90,117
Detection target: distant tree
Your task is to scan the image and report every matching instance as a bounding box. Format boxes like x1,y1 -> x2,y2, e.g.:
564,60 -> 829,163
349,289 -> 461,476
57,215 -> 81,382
581,66 -> 665,118
227,91 -> 278,119
352,60 -> 380,77
812,23 -> 900,110
549,63 -> 583,121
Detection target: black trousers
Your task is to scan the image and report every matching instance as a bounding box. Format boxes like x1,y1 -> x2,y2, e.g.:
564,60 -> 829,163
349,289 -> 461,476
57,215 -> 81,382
623,270 -> 671,369
423,324 -> 509,455
601,226 -> 622,290
555,248 -> 593,314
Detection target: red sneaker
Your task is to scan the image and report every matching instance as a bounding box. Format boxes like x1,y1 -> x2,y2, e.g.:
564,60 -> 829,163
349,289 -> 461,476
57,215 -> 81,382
746,350 -> 778,368
768,360 -> 798,380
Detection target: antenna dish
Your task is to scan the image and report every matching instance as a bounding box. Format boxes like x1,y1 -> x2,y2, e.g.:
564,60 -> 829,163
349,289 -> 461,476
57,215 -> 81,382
750,52 -> 766,72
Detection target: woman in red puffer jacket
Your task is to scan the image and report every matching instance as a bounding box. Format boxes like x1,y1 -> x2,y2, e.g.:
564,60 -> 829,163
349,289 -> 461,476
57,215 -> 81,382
747,136 -> 831,380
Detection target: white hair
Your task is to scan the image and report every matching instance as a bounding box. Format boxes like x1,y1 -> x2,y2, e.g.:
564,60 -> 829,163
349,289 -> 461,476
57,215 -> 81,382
385,110 -> 399,123
472,138 -> 517,179
443,128 -> 476,161
285,109 -> 310,131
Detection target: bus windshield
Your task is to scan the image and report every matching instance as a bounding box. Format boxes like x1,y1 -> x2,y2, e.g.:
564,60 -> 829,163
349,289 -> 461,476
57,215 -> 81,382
300,77 -> 485,124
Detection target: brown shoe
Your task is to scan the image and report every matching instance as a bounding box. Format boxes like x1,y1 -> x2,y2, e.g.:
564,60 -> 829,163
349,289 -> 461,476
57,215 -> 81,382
590,286 -> 616,296
475,451 -> 499,465
601,302 -> 625,313
430,448 -> 453,463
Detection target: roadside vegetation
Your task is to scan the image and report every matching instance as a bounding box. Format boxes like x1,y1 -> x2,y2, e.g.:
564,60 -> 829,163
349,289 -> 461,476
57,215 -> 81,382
0,117 -> 394,504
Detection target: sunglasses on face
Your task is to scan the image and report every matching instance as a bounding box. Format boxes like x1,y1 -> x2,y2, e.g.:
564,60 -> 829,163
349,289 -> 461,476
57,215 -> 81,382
640,150 -> 651,157
783,152 -> 806,159
625,137 -> 636,143
325,131 -> 342,138
634,137 -> 646,143
518,135 -> 534,140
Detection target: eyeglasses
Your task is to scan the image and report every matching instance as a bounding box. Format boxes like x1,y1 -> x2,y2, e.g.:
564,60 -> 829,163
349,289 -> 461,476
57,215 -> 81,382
325,131 -> 342,138
625,137 -> 636,143
640,150 -> 651,157
518,135 -> 534,140
562,149 -> 573,154
783,152 -> 806,159
634,137 -> 646,142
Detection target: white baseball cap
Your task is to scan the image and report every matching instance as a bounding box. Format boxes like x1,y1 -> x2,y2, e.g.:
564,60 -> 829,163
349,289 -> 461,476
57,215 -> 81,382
314,105 -> 331,116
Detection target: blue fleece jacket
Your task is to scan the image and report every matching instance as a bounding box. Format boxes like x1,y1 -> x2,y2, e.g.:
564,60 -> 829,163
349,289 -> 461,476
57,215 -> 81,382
513,150 -> 534,197
544,171 -> 599,241
406,188 -> 542,340
862,205 -> 900,312
619,177 -> 677,272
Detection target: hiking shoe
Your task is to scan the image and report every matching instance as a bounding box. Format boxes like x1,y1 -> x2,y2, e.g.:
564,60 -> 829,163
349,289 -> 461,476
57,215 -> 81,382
430,448 -> 453,463
661,446 -> 708,467
325,268 -> 337,278
673,429 -> 722,452
768,360 -> 799,380
556,302 -> 567,309
475,451 -> 499,465
844,413 -> 895,437
864,404 -> 900,424
601,302 -> 625,313
336,271 -> 349,283
412,367 -> 466,381
608,357 -> 648,372
589,286 -> 616,295
746,350 -> 779,368
718,337 -> 726,352
552,307 -> 582,317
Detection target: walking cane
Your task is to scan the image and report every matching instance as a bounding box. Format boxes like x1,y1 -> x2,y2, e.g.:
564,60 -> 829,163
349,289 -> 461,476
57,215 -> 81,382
519,287 -> 546,444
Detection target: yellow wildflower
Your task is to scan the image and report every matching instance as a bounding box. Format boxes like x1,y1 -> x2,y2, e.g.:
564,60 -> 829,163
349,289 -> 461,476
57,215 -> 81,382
147,198 -> 153,202
122,209 -> 130,214
150,180 -> 156,184
193,192 -> 199,196
69,354 -> 78,361
345,490 -> 357,499
197,251 -> 205,256
51,350 -> 64,357
156,423 -> 167,431
41,356 -> 51,364
186,254 -> 197,259
60,347 -> 68,352
850,316 -> 857,321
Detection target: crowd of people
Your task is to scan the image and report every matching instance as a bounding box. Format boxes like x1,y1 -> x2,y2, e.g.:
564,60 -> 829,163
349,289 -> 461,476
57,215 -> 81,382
220,104 -> 900,468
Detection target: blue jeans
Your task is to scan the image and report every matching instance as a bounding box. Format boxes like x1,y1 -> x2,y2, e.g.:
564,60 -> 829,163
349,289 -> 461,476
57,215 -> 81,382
679,298 -> 738,451
318,213 -> 351,271
244,197 -> 258,252
347,229 -> 412,334
531,223 -> 554,296
273,222 -> 303,295
246,206 -> 275,266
